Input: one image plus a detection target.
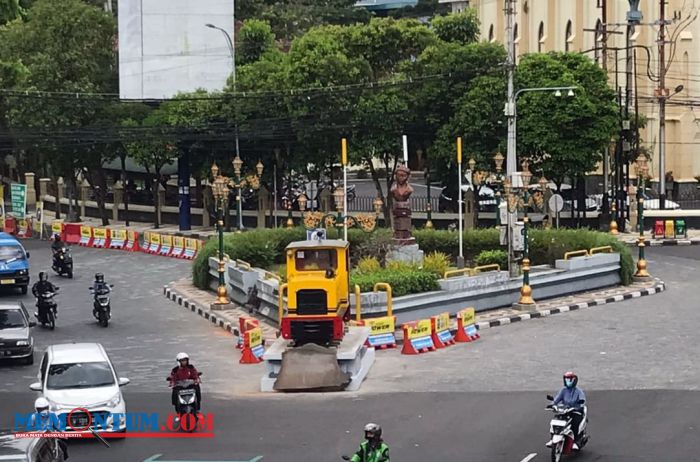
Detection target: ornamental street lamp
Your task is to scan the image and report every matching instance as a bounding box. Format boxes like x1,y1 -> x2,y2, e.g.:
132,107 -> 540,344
301,188 -> 382,234
503,160 -> 547,306
211,157 -> 263,232
634,153 -> 650,278
210,163 -> 230,306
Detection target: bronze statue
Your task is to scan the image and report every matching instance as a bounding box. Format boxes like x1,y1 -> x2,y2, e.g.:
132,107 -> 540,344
390,164 -> 414,244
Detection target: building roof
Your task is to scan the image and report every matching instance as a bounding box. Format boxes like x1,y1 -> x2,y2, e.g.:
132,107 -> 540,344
285,239 -> 349,250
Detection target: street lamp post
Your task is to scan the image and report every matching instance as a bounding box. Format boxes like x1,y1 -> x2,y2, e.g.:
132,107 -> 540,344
210,158 -> 263,232
420,149 -> 433,229
300,190 -> 382,234
504,86 -> 577,276
210,163 -> 230,306
456,137 -> 464,269
634,153 -> 650,278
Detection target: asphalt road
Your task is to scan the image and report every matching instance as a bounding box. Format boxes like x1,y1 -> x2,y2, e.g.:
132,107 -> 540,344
0,241 -> 698,461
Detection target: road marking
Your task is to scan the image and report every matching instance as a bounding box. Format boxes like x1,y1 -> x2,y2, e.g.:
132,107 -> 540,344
519,453 -> 537,462
143,455 -> 263,462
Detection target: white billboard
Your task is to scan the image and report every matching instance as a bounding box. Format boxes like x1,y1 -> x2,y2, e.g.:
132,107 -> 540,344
118,0 -> 234,99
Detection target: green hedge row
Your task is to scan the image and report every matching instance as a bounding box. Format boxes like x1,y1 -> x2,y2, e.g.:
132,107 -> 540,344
350,268 -> 440,297
193,226 -> 634,289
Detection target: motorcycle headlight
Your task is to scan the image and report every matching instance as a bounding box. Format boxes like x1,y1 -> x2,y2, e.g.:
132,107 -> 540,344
108,392 -> 121,408
16,340 -> 29,346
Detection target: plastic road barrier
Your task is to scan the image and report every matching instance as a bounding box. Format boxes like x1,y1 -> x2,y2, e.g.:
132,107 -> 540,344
240,326 -> 265,364
430,312 -> 455,348
78,226 -> 93,246
455,308 -> 480,343
401,319 -> 435,355
363,316 -> 397,349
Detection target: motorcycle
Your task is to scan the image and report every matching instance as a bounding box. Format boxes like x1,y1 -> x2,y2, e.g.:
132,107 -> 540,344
52,247 -> 73,279
89,284 -> 113,327
166,373 -> 203,432
35,290 -> 59,330
546,394 -> 589,462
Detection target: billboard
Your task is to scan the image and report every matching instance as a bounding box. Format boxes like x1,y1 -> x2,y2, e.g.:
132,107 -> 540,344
118,0 -> 234,99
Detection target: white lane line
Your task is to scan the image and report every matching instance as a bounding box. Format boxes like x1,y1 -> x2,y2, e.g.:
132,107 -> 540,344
519,453 -> 537,462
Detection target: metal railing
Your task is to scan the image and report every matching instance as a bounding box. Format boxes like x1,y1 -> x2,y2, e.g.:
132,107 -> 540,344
564,250 -> 589,260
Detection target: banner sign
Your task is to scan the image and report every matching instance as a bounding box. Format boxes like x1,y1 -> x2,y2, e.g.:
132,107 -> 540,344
10,183 -> 26,218
431,312 -> 454,347
404,319 -> 434,351
364,316 -> 396,348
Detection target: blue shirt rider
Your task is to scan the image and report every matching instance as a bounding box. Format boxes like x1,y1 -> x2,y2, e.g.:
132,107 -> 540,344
551,371 -> 586,450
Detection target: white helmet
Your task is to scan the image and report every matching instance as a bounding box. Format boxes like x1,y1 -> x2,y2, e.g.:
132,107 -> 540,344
35,397 -> 50,411
176,352 -> 189,362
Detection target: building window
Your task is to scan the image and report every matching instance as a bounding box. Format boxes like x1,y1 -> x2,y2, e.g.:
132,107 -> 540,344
489,24 -> 494,42
594,19 -> 604,64
565,20 -> 573,52
538,21 -> 545,52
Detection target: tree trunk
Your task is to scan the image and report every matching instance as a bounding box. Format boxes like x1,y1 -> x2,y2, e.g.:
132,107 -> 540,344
120,154 -> 130,226
152,171 -> 160,229
367,160 -> 390,228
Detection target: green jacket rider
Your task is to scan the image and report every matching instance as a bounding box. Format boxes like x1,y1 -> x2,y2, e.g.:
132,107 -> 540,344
350,423 -> 390,462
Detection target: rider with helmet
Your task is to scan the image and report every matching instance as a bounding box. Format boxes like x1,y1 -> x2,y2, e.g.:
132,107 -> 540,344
51,233 -> 64,254
349,423 -> 390,462
31,272 -> 59,319
30,397 -> 69,457
168,353 -> 201,412
92,273 -> 111,294
549,371 -> 587,450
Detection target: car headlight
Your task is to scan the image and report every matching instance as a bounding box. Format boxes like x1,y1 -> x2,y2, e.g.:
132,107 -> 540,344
18,269 -> 27,275
16,340 -> 29,346
108,392 -> 121,408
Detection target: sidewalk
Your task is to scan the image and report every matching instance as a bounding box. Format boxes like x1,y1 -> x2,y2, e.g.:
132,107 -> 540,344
163,276 -> 665,342
615,229 -> 700,246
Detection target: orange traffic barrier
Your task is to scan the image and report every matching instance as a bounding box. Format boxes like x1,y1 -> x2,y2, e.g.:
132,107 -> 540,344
78,226 -> 93,246
51,221 -> 64,240
236,317 -> 260,349
109,229 -> 127,249
159,234 -> 173,256
62,223 -> 81,244
124,230 -> 140,251
171,236 -> 185,258
239,326 -> 264,364
92,228 -> 109,248
455,308 -> 480,343
360,316 -> 397,349
401,319 -> 435,355
3,217 -> 17,234
430,312 -> 455,348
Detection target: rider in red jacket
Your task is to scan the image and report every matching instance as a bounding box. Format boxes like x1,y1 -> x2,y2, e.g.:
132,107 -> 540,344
168,352 -> 201,412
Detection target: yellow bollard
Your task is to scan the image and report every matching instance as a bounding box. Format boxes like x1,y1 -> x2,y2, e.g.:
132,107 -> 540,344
373,283 -> 393,317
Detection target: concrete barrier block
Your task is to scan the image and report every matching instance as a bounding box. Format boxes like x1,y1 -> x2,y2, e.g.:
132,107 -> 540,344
438,271 -> 510,292
227,264 -> 261,305
555,252 -> 620,271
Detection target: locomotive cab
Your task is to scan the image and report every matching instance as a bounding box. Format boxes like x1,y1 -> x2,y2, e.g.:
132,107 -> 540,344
281,239 -> 350,345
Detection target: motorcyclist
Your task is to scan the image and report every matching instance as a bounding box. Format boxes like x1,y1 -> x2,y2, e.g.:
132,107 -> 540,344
168,353 -> 201,413
51,234 -> 65,269
348,423 -> 390,462
32,272 -> 59,319
91,273 -> 111,294
548,371 -> 586,450
29,397 -> 69,458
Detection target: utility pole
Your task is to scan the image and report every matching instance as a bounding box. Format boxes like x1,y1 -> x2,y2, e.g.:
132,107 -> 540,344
601,0 -> 610,217
657,0 -> 668,210
504,0 -> 517,277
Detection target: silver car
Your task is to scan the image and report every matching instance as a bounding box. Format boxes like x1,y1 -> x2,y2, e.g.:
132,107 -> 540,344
0,302 -> 35,365
0,432 -> 67,462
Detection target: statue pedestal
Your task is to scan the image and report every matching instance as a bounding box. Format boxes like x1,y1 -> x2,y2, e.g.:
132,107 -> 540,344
387,243 -> 424,265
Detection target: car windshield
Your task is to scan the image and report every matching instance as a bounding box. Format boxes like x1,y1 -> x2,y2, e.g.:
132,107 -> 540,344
0,309 -> 26,329
0,245 -> 24,261
46,362 -> 115,389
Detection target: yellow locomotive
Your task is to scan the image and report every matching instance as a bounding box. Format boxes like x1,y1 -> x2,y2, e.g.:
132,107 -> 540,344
280,239 -> 351,345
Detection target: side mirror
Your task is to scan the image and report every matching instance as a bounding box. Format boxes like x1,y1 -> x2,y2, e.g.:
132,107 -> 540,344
546,394 -> 554,401
89,287 -> 94,290
165,377 -> 171,382
197,372 -> 203,377
29,321 -> 36,327
118,377 -> 130,386
577,399 -> 585,405
110,284 -> 115,288
25,252 -> 30,259
29,382 -> 42,392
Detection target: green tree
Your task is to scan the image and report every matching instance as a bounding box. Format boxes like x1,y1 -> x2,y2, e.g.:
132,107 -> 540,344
0,0 -> 22,25
515,52 -> 617,188
237,19 -> 276,66
430,9 -> 480,45
0,0 -> 117,222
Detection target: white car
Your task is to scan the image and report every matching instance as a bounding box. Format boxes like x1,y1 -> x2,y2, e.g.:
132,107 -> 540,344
29,343 -> 129,433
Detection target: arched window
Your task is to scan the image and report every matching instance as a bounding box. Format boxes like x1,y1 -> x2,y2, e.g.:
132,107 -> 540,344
565,20 -> 573,52
489,24 -> 494,42
594,19 -> 604,64
538,21 -> 545,52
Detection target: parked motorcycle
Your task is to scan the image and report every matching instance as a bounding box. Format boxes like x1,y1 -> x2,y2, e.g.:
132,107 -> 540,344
35,290 -> 58,330
89,284 -> 113,327
52,247 -> 73,279
546,394 -> 589,462
166,373 -> 203,432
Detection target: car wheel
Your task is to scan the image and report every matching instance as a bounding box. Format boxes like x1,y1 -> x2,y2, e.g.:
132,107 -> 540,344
20,286 -> 27,295
24,353 -> 34,365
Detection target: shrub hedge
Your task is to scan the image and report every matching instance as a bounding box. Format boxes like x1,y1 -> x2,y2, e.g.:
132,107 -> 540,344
350,268 -> 440,297
193,226 -> 634,289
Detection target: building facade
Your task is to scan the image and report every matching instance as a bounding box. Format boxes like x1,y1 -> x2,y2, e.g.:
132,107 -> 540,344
471,0 -> 700,190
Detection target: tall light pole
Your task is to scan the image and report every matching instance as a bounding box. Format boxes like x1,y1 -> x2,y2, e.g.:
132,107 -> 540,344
205,22 -> 240,160
504,85 -> 577,276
